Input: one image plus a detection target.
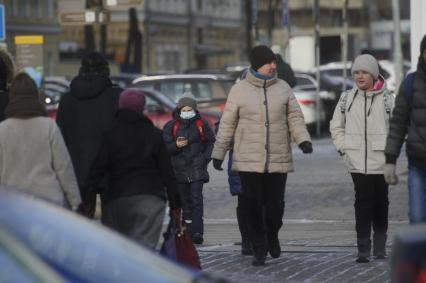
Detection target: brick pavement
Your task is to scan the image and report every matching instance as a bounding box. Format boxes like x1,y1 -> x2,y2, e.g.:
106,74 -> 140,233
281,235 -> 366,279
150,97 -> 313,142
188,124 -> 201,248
197,220 -> 408,283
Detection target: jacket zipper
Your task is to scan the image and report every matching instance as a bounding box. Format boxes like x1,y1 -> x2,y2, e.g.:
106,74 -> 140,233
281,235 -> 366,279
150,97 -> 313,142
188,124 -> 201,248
364,92 -> 368,174
263,81 -> 270,173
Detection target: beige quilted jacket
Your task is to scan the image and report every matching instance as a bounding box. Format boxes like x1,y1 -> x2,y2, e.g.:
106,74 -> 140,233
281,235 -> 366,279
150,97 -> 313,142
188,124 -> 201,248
212,70 -> 311,173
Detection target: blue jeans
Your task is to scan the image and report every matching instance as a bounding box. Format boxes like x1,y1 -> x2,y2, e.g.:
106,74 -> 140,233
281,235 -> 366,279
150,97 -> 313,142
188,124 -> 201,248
408,164 -> 426,223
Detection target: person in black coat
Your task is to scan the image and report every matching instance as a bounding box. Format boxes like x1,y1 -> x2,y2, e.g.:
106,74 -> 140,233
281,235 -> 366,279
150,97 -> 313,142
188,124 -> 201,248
0,48 -> 15,122
87,89 -> 181,248
163,94 -> 215,245
56,52 -> 122,218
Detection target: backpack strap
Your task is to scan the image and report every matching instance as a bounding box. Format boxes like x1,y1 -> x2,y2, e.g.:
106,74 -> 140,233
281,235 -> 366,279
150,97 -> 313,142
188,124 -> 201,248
172,120 -> 180,141
339,91 -> 349,114
195,119 -> 205,141
383,90 -> 392,114
172,118 -> 205,141
404,72 -> 416,106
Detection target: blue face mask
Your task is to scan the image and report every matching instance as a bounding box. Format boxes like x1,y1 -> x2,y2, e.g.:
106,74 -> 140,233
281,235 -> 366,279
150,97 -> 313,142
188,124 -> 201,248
180,110 -> 196,120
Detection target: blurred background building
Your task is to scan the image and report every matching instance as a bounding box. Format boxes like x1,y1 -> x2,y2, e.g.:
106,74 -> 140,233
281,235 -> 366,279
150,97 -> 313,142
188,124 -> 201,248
0,0 -> 414,77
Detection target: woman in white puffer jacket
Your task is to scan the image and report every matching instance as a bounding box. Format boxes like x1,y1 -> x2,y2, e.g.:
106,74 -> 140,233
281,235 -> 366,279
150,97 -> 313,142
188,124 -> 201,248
330,54 -> 394,264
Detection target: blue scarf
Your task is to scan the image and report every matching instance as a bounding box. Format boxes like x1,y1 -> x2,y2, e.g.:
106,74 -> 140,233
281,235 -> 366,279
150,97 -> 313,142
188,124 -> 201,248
250,68 -> 274,81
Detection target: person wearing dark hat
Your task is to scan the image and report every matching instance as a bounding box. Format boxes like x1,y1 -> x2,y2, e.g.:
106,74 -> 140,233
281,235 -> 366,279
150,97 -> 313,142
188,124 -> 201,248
385,34 -> 426,224
330,54 -> 394,263
0,73 -> 81,208
0,47 -> 15,122
163,94 -> 215,245
86,89 -> 181,248
212,45 -> 312,266
56,51 -> 122,219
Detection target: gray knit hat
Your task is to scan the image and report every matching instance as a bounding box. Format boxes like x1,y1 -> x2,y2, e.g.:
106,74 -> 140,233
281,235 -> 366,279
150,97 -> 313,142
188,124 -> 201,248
351,54 -> 379,79
177,94 -> 197,110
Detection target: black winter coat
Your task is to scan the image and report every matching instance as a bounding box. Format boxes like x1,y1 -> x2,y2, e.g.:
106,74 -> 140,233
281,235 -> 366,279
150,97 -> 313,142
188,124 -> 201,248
87,110 -> 180,208
163,112 -> 215,184
385,67 -> 426,172
0,90 -> 8,122
56,74 -> 122,198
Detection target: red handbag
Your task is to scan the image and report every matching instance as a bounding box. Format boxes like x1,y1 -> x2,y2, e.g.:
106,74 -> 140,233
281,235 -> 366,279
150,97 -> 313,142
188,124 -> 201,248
160,209 -> 201,270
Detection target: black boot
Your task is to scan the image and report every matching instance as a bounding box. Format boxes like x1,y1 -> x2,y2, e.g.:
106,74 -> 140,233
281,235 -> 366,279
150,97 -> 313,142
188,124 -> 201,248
267,232 -> 281,258
251,235 -> 267,266
373,233 -> 387,259
237,207 -> 253,255
356,238 -> 371,263
242,237 -> 254,255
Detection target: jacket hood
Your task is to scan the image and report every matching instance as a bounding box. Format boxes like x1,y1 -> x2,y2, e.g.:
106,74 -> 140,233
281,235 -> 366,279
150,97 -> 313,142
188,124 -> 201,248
69,74 -> 112,100
0,48 -> 15,90
246,68 -> 277,88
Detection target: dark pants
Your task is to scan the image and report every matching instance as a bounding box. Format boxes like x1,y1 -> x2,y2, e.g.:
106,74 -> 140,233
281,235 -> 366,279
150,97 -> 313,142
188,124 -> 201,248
351,173 -> 389,239
177,181 -> 204,236
239,172 -> 287,256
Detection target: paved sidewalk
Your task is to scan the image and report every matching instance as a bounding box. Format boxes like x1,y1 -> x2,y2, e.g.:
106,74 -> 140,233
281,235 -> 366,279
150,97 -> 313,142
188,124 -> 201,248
197,220 -> 408,283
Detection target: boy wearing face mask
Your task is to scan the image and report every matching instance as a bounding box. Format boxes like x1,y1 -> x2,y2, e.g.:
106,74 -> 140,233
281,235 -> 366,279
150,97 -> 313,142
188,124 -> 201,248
163,94 -> 215,245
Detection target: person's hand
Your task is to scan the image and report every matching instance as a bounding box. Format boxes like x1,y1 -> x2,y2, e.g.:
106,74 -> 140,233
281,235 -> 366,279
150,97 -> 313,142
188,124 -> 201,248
384,163 -> 398,185
176,137 -> 188,148
170,208 -> 182,230
213,158 -> 223,171
299,141 -> 313,154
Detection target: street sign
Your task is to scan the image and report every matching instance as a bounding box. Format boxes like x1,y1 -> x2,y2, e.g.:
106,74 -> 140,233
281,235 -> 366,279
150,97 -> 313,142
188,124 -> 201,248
104,0 -> 144,8
58,10 -> 97,26
0,4 -> 5,41
15,36 -> 44,88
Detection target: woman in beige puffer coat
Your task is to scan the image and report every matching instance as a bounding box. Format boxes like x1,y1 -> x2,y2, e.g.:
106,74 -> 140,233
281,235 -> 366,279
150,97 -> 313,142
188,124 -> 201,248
330,54 -> 394,264
212,45 -> 312,266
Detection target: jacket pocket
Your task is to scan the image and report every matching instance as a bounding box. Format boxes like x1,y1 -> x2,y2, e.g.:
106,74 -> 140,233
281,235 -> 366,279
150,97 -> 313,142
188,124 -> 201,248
343,135 -> 361,150
372,140 -> 386,151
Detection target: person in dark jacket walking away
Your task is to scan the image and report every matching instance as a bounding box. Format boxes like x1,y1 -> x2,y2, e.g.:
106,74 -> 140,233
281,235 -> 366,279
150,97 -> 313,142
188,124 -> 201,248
385,35 -> 426,224
56,52 -> 122,218
163,95 -> 215,245
87,89 -> 181,248
330,54 -> 394,263
0,48 -> 15,122
212,45 -> 312,266
214,121 -> 253,255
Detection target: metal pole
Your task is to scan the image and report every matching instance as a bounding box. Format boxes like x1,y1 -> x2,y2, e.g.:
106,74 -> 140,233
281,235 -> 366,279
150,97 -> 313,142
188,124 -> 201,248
314,0 -> 321,136
145,0 -> 151,71
342,0 -> 348,93
282,0 -> 290,62
392,0 -> 403,88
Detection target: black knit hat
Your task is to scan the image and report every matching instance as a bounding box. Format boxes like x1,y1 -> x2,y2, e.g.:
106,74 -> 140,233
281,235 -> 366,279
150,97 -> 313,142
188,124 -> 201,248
421,35 -> 426,54
79,51 -> 110,77
249,45 -> 276,71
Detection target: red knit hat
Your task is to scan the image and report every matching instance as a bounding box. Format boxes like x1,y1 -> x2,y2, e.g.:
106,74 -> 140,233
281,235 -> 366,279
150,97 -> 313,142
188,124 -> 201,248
119,89 -> 146,113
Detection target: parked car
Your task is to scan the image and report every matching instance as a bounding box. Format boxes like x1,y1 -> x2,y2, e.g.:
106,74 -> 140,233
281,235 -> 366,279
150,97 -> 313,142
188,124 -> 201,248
297,67 -> 354,123
0,189 -> 228,283
39,77 -> 70,119
378,60 -> 411,94
110,73 -> 142,89
132,74 -> 234,113
293,73 -> 326,129
134,88 -> 220,130
391,224 -> 426,283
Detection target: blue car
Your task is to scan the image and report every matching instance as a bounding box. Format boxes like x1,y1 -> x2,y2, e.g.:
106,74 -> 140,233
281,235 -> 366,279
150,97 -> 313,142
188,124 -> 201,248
0,189 -> 228,283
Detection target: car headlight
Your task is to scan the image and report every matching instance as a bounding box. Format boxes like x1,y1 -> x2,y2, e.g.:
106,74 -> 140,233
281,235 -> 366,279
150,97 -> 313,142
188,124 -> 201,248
45,97 -> 52,104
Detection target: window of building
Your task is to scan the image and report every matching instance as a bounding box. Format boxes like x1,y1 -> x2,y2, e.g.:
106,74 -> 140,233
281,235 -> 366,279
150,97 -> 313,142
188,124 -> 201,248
47,0 -> 54,19
8,0 -> 17,16
18,0 -> 30,17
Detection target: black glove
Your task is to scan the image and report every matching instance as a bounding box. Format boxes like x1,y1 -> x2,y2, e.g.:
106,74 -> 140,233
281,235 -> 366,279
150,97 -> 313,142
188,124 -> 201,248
212,158 -> 223,171
299,141 -> 313,154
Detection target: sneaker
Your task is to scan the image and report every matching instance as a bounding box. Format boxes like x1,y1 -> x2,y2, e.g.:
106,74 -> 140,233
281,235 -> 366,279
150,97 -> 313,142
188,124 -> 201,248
192,233 -> 204,245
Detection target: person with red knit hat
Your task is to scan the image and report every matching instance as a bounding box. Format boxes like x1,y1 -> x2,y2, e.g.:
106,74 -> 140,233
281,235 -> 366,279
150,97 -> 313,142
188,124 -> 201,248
87,89 -> 181,248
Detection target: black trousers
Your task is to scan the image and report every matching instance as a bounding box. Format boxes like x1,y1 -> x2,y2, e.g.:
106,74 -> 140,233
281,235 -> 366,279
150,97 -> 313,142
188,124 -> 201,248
239,172 -> 287,255
177,181 -> 204,236
351,173 -> 389,239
